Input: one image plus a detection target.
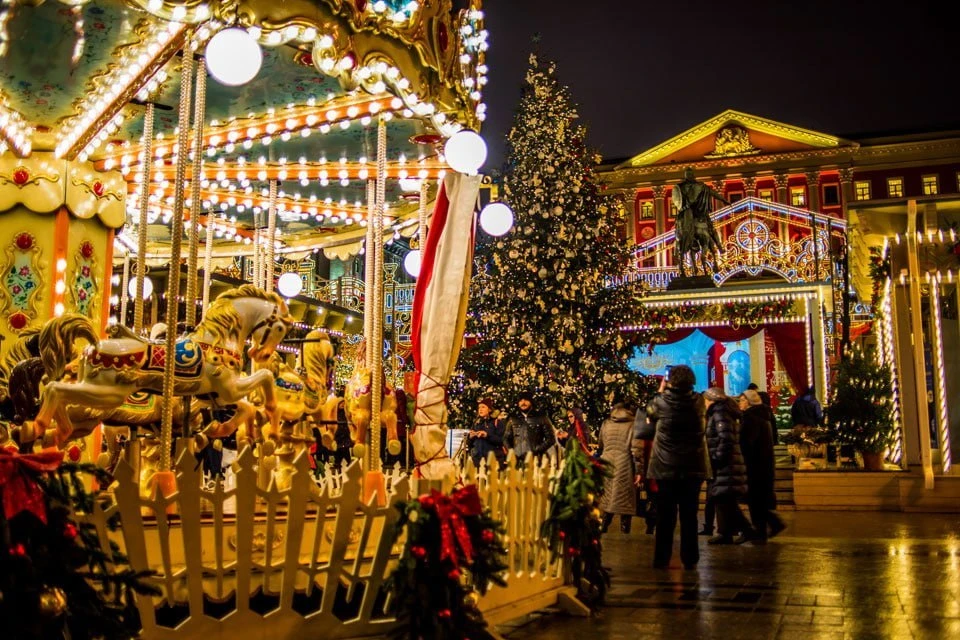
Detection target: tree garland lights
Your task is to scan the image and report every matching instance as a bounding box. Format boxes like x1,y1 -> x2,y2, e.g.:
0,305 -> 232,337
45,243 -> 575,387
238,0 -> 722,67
448,52 -> 647,427
541,439 -> 611,607
386,484 -> 507,640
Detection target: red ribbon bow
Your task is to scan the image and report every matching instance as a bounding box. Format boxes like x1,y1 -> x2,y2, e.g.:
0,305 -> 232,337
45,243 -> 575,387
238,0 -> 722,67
0,448 -> 62,523
420,484 -> 482,568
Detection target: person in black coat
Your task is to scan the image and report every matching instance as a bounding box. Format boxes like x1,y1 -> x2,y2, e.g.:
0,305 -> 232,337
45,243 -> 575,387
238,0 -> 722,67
634,365 -> 708,570
739,390 -> 785,542
468,397 -> 506,467
504,393 -> 557,463
703,388 -> 752,545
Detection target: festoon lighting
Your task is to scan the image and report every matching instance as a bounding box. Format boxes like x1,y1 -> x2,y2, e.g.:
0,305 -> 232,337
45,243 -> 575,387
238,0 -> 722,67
443,129 -> 487,175
479,201 -> 514,236
277,271 -> 304,298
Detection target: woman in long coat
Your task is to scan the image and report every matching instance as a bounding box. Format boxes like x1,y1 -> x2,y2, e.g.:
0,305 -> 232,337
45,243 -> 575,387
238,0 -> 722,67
703,388 -> 751,544
598,403 -> 637,534
739,390 -> 785,542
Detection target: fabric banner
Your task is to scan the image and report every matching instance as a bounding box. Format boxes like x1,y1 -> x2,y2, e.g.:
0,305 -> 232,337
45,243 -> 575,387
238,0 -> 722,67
410,173 -> 481,479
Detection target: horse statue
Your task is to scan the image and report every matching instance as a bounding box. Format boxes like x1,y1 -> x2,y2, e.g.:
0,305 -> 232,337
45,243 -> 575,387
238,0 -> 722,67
674,209 -> 724,277
344,339 -> 401,459
32,284 -> 293,446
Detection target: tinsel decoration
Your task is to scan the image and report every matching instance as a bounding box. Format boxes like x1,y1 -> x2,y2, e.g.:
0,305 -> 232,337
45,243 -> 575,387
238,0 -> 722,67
0,453 -> 158,640
386,484 -> 507,640
826,345 -> 896,455
541,439 -> 611,607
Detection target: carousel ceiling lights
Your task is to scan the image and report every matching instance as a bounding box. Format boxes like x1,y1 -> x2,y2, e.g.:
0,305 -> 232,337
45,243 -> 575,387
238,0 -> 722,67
205,27 -> 263,87
0,100 -> 32,157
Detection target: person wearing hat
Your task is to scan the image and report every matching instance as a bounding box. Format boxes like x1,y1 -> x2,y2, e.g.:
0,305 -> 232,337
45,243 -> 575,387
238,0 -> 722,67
704,388 -> 752,545
468,398 -> 506,467
505,392 -> 556,464
739,389 -> 785,543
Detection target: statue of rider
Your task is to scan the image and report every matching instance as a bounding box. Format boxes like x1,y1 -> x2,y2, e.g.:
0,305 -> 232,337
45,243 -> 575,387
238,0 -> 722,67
672,167 -> 729,275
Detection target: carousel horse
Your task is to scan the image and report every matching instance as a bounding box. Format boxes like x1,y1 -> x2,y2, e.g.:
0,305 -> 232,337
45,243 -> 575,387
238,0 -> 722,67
302,329 -> 340,449
32,285 -> 293,446
344,339 -> 401,459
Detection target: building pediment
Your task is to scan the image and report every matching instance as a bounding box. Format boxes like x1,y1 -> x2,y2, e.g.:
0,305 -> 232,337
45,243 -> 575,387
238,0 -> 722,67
618,110 -> 856,169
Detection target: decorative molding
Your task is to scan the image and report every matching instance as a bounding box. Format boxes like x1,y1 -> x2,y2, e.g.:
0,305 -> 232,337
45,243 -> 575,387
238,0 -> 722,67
0,232 -> 44,332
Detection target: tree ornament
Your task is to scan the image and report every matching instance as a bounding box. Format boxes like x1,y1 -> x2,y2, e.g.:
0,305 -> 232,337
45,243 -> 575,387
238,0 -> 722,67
38,587 -> 67,618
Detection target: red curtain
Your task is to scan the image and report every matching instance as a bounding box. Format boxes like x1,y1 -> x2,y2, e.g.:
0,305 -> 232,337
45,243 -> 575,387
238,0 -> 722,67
653,323 -> 810,393
709,341 -> 726,388
765,323 -> 809,393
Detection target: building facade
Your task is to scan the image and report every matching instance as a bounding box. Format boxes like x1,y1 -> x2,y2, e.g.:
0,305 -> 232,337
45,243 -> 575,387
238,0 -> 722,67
600,111 -> 960,485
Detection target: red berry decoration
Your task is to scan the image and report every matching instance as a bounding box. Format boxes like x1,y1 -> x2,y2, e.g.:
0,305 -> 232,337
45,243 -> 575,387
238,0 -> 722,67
10,543 -> 27,556
64,523 -> 79,540
567,546 -> 579,557
410,545 -> 426,560
12,167 -> 29,185
437,609 -> 451,619
481,529 -> 495,544
447,567 -> 461,580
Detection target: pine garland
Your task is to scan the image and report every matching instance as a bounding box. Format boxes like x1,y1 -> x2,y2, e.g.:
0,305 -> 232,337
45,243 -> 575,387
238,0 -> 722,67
541,439 -> 611,607
0,457 -> 158,639
386,484 -> 507,640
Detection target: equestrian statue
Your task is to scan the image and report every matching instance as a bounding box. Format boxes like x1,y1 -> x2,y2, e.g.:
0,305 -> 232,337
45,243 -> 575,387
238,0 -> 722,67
672,167 -> 729,277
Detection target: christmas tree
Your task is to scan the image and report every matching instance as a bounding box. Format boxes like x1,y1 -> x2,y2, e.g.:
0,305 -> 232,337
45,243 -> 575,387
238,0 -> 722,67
449,52 -> 648,427
774,385 -> 793,431
826,346 -> 896,454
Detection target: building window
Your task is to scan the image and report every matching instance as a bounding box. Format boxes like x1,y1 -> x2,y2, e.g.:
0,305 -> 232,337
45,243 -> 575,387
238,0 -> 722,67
790,186 -> 807,207
669,200 -> 677,218
922,175 -> 939,195
729,192 -> 744,203
758,189 -> 774,202
823,184 -> 840,206
887,177 -> 904,198
855,181 -> 871,200
639,200 -> 654,220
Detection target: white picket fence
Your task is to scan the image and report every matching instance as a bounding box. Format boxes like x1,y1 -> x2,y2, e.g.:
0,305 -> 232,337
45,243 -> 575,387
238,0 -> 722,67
79,449 -> 585,639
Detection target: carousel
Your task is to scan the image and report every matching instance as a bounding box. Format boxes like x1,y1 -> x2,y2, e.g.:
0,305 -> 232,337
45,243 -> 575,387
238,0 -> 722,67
0,2 -> 585,638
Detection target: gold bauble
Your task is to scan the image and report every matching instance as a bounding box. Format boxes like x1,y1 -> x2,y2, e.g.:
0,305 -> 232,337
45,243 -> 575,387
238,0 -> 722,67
591,508 -> 602,520
585,493 -> 595,504
38,587 -> 67,618
463,591 -> 480,607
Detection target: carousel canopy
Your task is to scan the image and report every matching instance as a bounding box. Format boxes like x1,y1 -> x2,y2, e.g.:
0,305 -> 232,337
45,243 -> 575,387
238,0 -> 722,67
0,0 -> 488,260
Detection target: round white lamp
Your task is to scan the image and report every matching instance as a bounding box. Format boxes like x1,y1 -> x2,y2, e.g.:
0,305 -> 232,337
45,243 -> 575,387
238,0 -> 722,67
443,130 -> 487,175
403,250 -> 422,278
479,202 -> 514,236
205,28 -> 263,87
128,276 -> 153,299
277,272 -> 303,298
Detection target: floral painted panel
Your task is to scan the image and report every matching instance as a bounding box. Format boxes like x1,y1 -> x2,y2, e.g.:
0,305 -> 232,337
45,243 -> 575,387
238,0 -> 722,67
0,232 -> 44,332
71,240 -> 98,316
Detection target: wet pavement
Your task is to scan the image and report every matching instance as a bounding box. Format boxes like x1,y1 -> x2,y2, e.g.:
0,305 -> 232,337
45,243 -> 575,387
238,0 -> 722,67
498,511 -> 960,640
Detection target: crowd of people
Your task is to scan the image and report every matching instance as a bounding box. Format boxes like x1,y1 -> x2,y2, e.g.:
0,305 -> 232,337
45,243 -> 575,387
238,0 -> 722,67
463,365 -> 820,571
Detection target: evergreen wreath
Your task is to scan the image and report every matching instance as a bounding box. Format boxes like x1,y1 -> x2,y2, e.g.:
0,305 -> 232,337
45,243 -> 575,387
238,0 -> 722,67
0,451 -> 158,639
541,439 -> 611,607
386,484 -> 508,640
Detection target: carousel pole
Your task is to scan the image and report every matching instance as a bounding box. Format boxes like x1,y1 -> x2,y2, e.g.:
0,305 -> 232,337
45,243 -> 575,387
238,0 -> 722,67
364,117 -> 387,502
201,212 -> 214,309
134,103 -> 155,334
419,178 -> 429,263
184,55 -> 206,327
158,46 -> 194,483
363,179 -> 376,363
265,179 -> 278,292
120,250 -> 130,325
253,209 -> 261,287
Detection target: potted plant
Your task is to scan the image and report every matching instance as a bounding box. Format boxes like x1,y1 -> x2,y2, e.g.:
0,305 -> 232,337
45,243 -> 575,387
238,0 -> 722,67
826,346 -> 896,471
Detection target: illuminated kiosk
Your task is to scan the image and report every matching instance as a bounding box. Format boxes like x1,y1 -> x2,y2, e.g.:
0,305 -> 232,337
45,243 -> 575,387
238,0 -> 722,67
2,1 -> 578,637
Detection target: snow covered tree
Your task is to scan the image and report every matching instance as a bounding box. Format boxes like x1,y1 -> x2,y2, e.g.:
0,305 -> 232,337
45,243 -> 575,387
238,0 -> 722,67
449,52 -> 651,428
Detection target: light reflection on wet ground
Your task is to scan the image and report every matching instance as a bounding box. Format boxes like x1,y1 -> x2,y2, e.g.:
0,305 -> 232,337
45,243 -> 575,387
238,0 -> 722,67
499,511 -> 960,639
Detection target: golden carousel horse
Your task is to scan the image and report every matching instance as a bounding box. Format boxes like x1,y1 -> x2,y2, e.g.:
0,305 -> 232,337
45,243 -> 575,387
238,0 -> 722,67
344,339 -> 401,459
302,329 -> 340,449
32,285 -> 293,446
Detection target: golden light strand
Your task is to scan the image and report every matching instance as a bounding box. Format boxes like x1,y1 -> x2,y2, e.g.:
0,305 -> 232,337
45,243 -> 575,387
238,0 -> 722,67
185,57 -> 206,326
134,102 -> 155,334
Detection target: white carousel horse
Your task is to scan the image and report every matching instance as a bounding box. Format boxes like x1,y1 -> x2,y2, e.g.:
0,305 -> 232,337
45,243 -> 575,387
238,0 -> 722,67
33,284 -> 294,445
344,338 -> 401,459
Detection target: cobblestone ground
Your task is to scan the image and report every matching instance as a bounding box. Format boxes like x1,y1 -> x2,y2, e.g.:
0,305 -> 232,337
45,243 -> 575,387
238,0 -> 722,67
498,511 -> 960,640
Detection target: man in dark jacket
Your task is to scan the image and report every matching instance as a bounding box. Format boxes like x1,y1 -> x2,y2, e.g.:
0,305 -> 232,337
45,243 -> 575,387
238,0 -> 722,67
704,388 -> 751,545
739,390 -> 785,542
634,365 -> 708,570
791,386 -> 823,428
505,393 -> 556,463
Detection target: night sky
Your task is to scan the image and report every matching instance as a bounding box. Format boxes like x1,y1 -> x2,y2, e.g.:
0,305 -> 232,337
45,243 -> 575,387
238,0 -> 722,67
481,0 -> 960,166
